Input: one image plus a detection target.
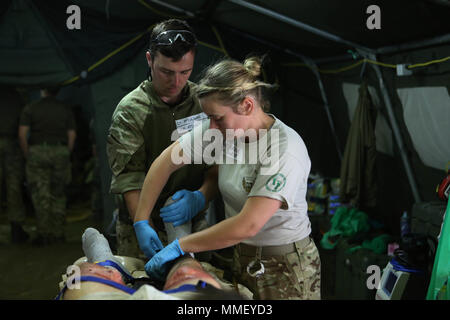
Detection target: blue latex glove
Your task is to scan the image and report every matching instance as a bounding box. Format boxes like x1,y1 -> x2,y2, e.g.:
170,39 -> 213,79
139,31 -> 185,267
160,190 -> 205,227
133,220 -> 164,258
145,238 -> 185,280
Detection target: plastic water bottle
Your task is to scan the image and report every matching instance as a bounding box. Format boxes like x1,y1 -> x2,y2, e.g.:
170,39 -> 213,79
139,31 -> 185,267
400,211 -> 410,238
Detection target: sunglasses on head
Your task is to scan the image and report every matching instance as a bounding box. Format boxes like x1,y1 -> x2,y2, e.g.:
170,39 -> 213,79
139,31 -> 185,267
152,30 -> 197,46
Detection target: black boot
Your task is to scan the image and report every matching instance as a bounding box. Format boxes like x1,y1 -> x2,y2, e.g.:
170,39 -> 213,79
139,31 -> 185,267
11,222 -> 30,244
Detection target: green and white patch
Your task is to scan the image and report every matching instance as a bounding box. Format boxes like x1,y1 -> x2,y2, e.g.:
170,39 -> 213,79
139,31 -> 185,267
265,173 -> 286,192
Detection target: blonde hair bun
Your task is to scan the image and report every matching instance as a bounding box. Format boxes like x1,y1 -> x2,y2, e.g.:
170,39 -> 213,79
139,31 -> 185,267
243,56 -> 262,79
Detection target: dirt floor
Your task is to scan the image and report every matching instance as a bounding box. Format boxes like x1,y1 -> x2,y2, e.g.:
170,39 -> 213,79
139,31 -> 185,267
0,201 -> 103,300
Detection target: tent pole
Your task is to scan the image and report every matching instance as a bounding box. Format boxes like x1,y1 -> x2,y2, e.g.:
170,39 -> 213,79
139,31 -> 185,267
368,54 -> 422,203
227,0 -> 373,53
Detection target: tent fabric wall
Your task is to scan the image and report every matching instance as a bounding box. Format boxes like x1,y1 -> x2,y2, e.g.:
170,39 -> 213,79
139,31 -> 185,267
0,0 -> 12,19
0,0 -> 72,85
278,63 -> 342,178
32,0 -> 155,86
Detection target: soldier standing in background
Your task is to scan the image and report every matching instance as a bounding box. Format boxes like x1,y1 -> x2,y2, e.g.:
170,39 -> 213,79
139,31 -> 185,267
0,86 -> 28,243
18,87 -> 76,246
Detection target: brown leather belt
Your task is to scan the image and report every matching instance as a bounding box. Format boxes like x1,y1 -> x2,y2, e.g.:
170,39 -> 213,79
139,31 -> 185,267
237,237 -> 311,257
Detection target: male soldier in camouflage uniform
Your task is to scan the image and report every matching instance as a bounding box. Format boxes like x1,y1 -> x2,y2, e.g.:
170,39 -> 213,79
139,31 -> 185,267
0,86 -> 28,243
19,87 -> 76,245
107,19 -> 211,259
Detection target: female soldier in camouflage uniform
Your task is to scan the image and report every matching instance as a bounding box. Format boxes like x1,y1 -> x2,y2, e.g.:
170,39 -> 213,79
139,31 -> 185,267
135,57 -> 321,299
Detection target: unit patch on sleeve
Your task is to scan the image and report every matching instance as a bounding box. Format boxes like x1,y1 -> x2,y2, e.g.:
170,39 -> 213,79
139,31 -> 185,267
265,173 -> 286,192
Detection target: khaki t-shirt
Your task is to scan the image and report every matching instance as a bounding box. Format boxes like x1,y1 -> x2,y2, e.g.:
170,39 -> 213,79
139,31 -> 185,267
179,116 -> 312,246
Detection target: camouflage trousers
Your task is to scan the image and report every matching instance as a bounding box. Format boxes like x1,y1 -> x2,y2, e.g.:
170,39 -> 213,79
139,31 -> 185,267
26,145 -> 70,238
233,237 -> 321,300
0,137 -> 26,223
116,212 -> 209,260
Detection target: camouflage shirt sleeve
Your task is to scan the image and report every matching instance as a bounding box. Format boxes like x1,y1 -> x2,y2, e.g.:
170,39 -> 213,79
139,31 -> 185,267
107,90 -> 150,194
